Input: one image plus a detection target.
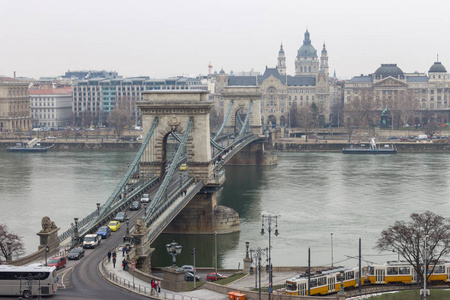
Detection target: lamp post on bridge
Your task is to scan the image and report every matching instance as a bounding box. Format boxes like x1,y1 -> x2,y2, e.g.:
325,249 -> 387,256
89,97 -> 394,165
96,203 -> 100,216
44,244 -> 49,266
261,214 -> 279,300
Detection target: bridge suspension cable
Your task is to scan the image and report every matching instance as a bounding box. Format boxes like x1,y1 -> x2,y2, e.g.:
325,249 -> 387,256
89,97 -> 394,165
84,118 -> 159,231
214,100 -> 233,140
144,117 -> 194,225
238,100 -> 253,138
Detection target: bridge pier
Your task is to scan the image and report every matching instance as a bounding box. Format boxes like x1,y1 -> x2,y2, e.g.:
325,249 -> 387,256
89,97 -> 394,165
163,191 -> 240,234
226,142 -> 277,165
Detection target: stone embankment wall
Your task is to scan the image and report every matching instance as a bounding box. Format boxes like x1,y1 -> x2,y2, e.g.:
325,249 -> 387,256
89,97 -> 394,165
0,141 -> 141,151
275,141 -> 450,152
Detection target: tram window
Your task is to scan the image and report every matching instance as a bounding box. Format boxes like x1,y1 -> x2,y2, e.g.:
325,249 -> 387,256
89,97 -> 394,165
435,265 -> 445,274
368,267 -> 374,275
387,267 -> 399,275
317,277 -> 326,286
345,271 -> 354,280
399,267 -> 410,274
310,279 -> 317,287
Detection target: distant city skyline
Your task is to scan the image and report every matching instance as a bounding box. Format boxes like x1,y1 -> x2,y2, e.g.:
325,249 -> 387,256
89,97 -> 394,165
1,0 -> 449,80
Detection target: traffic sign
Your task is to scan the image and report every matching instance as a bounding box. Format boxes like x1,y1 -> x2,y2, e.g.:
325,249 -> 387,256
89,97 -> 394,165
131,260 -> 136,266
131,265 -> 136,269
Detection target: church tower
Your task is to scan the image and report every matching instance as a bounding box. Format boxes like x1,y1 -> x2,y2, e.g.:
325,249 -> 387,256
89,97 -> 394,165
295,30 -> 319,76
277,43 -> 286,76
320,43 -> 329,76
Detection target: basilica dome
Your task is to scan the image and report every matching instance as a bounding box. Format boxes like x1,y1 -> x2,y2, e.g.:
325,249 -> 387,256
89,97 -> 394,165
297,30 -> 317,58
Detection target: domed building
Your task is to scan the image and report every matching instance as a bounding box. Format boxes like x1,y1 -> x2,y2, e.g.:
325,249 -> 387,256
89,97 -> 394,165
214,30 -> 332,128
344,60 -> 450,125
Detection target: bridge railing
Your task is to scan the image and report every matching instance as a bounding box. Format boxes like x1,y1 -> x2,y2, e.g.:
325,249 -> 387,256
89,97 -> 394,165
147,178 -> 204,244
58,177 -> 160,243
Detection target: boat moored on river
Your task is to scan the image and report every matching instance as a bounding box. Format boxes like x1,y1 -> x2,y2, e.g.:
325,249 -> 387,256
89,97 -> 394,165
342,138 -> 397,154
7,138 -> 53,152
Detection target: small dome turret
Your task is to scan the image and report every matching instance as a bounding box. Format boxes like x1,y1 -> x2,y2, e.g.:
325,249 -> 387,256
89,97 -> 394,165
429,62 -> 447,73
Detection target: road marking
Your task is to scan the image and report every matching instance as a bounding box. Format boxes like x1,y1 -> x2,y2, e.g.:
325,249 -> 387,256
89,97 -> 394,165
58,263 -> 77,289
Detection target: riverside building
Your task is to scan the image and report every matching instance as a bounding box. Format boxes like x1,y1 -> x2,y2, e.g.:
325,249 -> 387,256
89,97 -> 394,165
29,88 -> 73,128
0,76 -> 31,131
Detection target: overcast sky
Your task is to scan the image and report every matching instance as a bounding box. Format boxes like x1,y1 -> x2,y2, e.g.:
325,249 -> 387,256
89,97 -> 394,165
1,0 -> 449,80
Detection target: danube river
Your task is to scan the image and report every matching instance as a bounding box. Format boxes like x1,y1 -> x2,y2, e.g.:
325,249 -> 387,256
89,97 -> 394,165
1,151 -> 450,269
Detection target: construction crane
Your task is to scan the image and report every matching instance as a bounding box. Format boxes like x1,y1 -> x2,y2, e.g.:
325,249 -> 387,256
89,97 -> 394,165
208,61 -> 213,76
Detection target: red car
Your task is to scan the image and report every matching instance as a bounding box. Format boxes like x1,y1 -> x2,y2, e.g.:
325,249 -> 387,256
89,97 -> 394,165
47,256 -> 66,269
206,272 -> 228,282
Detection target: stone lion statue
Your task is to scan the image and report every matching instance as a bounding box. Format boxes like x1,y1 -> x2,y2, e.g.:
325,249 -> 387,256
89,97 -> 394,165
134,218 -> 147,234
40,216 -> 57,233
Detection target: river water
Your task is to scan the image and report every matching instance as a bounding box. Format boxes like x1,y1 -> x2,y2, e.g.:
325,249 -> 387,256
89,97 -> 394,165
1,151 -> 450,269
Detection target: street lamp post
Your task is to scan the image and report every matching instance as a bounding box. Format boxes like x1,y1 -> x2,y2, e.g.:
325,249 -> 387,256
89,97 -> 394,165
214,231 -> 218,277
261,214 -> 279,300
331,233 -> 334,267
423,235 -> 429,300
249,247 -> 268,300
6,241 -> 12,262
165,240 -> 182,268
73,217 -> 79,246
44,244 -> 49,266
339,270 -> 345,294
96,203 -> 101,215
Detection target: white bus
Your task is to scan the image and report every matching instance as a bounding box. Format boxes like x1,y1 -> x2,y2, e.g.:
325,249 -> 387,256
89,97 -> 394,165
0,264 -> 57,297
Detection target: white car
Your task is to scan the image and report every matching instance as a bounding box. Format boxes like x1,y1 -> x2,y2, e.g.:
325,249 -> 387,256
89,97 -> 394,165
140,194 -> 151,203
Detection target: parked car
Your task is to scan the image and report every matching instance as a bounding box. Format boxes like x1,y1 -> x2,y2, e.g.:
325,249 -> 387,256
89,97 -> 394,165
47,256 -> 66,269
140,194 -> 151,203
108,221 -> 120,231
114,212 -> 127,222
83,234 -> 102,248
177,265 -> 196,273
130,201 -> 141,211
206,272 -> 228,282
68,247 -> 85,260
185,272 -> 201,282
179,163 -> 187,171
96,226 -> 112,239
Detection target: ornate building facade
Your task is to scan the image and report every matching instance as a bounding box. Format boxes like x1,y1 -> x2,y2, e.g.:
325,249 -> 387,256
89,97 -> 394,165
214,30 -> 331,127
0,77 -> 31,131
344,61 -> 450,125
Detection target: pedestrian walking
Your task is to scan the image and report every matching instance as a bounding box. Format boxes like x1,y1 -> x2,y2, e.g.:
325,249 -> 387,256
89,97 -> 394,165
122,246 -> 126,257
157,280 -> 161,293
151,280 -> 156,295
112,250 -> 117,259
113,257 -> 116,268
184,189 -> 187,196
107,250 -> 112,262
122,259 -> 127,271
150,279 -> 154,295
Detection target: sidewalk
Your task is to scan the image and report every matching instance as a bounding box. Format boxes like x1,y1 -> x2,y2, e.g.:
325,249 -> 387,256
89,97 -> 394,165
100,255 -> 228,300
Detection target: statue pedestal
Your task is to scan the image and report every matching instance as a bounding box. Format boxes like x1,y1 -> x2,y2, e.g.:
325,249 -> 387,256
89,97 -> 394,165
36,227 -> 60,252
162,268 -> 187,292
131,223 -> 153,273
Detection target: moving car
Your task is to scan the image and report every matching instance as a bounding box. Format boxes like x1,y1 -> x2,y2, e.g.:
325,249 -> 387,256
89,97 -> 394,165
108,221 -> 120,231
96,226 -> 111,239
177,265 -> 196,273
114,212 -> 127,222
140,194 -> 151,203
130,201 -> 141,211
68,247 -> 85,260
83,234 -> 102,248
47,256 -> 66,269
179,163 -> 187,171
206,272 -> 228,282
185,272 -> 201,282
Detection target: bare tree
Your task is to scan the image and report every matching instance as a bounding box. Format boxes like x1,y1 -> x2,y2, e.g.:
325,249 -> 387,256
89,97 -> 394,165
397,90 -> 419,127
107,108 -> 132,139
375,211 -> 450,285
289,103 -> 299,128
424,121 -> 440,138
343,96 -> 370,141
298,105 -> 316,142
0,223 -> 25,262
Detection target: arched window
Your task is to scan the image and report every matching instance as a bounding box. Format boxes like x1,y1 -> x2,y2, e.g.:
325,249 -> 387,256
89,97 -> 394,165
422,103 -> 427,109
300,67 -> 303,72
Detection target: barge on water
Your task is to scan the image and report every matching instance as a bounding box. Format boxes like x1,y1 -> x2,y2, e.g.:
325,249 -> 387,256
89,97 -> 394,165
343,138 -> 397,154
7,138 -> 53,152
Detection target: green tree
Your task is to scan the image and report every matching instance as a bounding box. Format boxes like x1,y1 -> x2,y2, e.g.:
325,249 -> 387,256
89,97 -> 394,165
375,211 -> 450,286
